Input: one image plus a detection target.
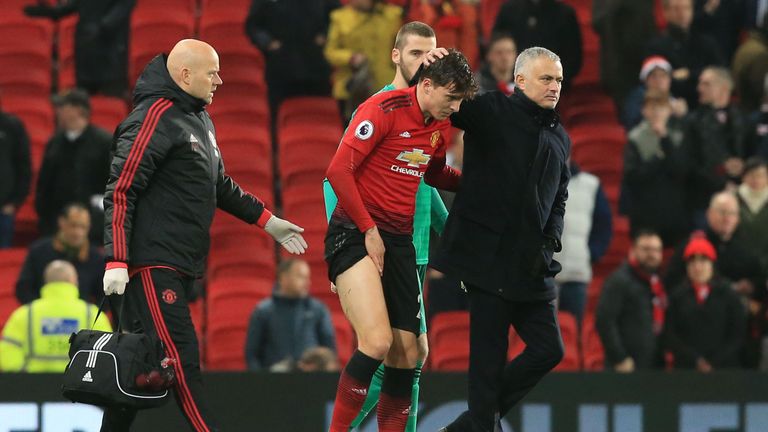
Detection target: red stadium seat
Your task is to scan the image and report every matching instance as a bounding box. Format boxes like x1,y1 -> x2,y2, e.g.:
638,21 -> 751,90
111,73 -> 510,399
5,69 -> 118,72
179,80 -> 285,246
129,12 -> 195,86
134,0 -> 198,19
581,315 -> 605,371
332,312 -> 354,366
199,9 -> 262,54
200,0 -> 252,17
0,53 -> 52,98
0,248 -> 26,328
554,311 -> 581,371
278,97 -> 343,130
215,124 -> 271,165
1,96 -> 55,150
89,95 -> 129,133
430,311 -> 470,371
57,16 -> 77,90
208,99 -> 270,130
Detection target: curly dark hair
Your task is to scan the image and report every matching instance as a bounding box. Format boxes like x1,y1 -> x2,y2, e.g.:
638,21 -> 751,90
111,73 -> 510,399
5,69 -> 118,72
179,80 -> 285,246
418,49 -> 478,99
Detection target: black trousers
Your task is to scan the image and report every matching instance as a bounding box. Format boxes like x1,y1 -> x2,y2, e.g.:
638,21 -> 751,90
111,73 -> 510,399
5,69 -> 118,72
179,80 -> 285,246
466,286 -> 563,430
101,268 -> 219,432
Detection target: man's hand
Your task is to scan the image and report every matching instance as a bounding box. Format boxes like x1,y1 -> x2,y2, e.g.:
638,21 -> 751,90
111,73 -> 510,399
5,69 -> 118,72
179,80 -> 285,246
614,357 -> 635,373
422,47 -> 450,67
1,204 -> 15,215
365,226 -> 385,276
264,215 -> 307,254
696,357 -> 713,373
267,40 -> 282,51
103,267 -> 129,296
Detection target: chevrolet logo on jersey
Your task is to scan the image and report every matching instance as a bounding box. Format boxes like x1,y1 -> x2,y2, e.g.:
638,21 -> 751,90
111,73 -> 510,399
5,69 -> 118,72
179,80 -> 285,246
396,149 -> 431,168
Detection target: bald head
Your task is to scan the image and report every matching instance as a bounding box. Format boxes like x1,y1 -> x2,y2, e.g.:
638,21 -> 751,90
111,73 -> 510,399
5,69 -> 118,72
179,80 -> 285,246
707,191 -> 740,240
44,260 -> 78,285
167,39 -> 223,104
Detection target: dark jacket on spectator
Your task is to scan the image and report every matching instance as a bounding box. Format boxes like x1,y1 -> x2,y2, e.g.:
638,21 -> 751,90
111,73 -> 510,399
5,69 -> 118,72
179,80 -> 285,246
35,125 -> 112,236
596,262 -> 662,369
15,237 -> 104,304
245,0 -> 337,106
731,30 -> 768,112
745,103 -> 768,161
25,0 -> 135,94
244,293 -> 336,370
665,277 -> 746,369
646,24 -> 725,107
623,117 -> 691,245
493,0 -> 582,86
476,66 -> 514,96
592,0 -> 657,104
692,0 -> 743,63
0,111 -> 31,208
684,104 -> 747,211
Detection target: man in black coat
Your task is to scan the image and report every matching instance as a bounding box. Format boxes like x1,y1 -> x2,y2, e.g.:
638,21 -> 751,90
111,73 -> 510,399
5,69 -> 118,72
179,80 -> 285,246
432,46 -> 570,432
0,102 -> 31,248
493,0 -> 582,89
34,90 -> 112,242
596,230 -> 666,371
245,0 -> 337,113
24,0 -> 135,96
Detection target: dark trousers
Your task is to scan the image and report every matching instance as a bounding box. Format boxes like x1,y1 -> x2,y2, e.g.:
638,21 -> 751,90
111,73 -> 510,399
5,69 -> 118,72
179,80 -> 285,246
466,286 -> 563,430
101,268 -> 218,432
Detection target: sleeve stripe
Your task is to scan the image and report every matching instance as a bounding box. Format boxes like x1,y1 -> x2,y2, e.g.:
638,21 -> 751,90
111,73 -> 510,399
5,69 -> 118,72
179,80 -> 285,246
112,98 -> 173,261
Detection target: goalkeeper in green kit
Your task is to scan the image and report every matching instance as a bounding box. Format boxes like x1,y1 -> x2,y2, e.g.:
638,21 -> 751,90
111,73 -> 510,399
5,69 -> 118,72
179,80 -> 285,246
322,21 -> 449,431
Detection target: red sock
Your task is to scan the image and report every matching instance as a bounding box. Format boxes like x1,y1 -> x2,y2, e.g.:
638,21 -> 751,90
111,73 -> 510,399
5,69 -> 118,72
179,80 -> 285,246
377,366 -> 415,432
329,350 -> 381,432
377,393 -> 412,432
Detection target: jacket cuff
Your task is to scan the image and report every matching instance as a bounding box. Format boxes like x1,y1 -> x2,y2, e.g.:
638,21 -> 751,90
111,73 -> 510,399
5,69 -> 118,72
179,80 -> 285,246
256,209 -> 273,228
106,261 -> 128,270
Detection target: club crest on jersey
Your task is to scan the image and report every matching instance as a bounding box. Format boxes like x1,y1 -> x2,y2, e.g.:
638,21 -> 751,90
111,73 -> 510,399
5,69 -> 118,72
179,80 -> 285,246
396,148 -> 431,168
162,289 -> 177,304
430,131 -> 440,148
355,120 -> 374,140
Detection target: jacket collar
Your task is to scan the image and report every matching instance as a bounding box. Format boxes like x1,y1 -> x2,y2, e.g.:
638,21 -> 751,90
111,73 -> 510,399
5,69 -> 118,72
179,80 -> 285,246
510,89 -> 560,128
133,54 -> 207,113
40,282 -> 80,300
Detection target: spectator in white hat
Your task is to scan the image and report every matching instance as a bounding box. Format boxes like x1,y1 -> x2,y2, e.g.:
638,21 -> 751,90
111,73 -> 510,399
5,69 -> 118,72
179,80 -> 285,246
622,55 -> 688,130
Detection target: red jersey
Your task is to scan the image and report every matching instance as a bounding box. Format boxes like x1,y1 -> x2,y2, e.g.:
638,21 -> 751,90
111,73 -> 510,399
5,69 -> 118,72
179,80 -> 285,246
326,86 -> 461,234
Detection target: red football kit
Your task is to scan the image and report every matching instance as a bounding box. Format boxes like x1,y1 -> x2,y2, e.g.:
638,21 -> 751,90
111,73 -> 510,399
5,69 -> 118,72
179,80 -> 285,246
326,86 -> 461,234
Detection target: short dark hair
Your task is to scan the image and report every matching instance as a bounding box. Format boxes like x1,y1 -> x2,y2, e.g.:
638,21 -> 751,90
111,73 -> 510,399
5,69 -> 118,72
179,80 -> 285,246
743,156 -> 767,176
52,88 -> 91,116
394,21 -> 435,51
59,202 -> 89,218
277,258 -> 305,277
631,228 -> 661,244
487,32 -> 516,52
419,49 -> 478,99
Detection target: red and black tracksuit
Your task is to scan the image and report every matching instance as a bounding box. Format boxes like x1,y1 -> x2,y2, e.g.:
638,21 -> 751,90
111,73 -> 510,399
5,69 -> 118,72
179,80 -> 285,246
101,54 -> 272,431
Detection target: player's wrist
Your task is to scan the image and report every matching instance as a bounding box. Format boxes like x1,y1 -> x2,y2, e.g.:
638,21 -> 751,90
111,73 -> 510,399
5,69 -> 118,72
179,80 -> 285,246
105,261 -> 128,271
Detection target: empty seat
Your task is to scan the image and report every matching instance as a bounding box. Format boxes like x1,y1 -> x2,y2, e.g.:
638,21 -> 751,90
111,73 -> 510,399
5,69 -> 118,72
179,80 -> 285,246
430,311 -> 470,370
89,95 -> 129,133
331,312 -> 354,366
278,97 -> 342,130
554,311 -> 580,371
129,12 -> 194,86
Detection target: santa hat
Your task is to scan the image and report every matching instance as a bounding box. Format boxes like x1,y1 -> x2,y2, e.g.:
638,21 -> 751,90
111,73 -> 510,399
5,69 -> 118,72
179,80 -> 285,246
639,56 -> 672,81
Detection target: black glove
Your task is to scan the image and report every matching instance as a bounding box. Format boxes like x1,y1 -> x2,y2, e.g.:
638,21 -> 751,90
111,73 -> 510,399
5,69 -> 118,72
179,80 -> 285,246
543,235 -> 562,253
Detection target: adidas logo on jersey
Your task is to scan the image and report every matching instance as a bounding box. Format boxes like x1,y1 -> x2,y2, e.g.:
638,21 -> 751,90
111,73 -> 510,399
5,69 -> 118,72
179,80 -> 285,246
399,131 -> 411,138
82,371 -> 93,383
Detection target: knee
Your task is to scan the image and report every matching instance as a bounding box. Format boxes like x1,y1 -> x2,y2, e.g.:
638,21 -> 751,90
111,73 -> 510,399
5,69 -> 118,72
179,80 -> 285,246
416,335 -> 429,364
358,329 -> 393,359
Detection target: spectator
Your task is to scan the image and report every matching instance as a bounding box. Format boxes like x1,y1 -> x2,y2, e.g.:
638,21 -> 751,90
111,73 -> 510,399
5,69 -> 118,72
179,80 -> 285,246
476,32 -> 517,96
622,56 -> 688,130
623,89 -> 691,246
592,0 -> 657,107
24,0 -> 135,96
0,99 -> 32,248
409,0 -> 480,69
245,0 -> 338,114
691,0 -> 743,63
596,230 -> 667,372
245,259 -> 336,371
554,161 -> 612,325
0,260 -> 111,372
745,84 -> 768,160
35,89 -> 112,242
15,203 -> 104,305
646,0 -> 725,108
746,0 -> 768,29
666,193 -> 765,299
324,0 -> 402,121
732,12 -> 768,112
737,158 -> 768,263
664,234 -> 746,370
685,67 -> 747,221
297,346 -> 341,372
493,0 -> 582,88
